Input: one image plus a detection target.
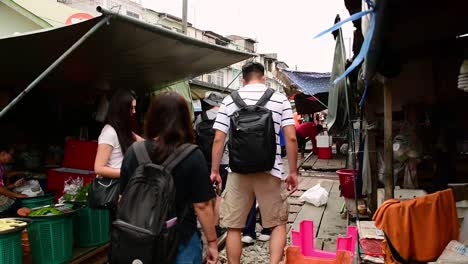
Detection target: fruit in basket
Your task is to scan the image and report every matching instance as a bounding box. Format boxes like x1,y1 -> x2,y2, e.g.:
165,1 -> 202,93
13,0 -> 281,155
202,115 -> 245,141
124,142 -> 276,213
0,219 -> 27,232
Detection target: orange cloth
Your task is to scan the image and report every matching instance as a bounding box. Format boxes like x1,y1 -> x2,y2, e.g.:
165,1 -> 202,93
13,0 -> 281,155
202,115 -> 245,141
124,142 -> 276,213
373,189 -> 459,263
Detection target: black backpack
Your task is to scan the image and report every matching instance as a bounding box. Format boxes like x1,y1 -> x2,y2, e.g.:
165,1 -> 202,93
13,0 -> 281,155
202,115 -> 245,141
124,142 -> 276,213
229,88 -> 276,173
195,111 -> 215,164
110,141 -> 197,264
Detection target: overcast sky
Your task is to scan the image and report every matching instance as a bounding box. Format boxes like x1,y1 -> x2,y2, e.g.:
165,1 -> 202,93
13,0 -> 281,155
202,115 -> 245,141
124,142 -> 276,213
141,0 -> 354,72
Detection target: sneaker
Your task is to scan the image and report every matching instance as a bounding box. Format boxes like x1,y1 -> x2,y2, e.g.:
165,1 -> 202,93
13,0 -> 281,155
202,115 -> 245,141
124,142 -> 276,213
257,234 -> 271,242
241,235 -> 255,244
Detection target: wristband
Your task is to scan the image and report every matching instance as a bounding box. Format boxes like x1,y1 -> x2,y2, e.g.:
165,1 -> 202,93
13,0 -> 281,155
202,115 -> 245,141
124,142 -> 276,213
207,238 -> 217,243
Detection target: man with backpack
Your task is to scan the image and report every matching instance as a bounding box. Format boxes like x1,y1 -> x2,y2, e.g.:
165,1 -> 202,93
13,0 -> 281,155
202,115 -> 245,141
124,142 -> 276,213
194,92 -> 229,237
211,62 -> 298,264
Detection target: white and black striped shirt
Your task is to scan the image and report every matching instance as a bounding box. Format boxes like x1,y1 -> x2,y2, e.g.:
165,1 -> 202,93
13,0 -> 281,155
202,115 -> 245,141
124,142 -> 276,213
213,83 -> 295,179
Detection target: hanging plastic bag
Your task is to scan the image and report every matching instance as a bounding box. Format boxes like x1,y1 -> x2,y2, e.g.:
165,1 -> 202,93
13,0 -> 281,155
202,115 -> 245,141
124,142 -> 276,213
299,184 -> 329,207
58,177 -> 83,203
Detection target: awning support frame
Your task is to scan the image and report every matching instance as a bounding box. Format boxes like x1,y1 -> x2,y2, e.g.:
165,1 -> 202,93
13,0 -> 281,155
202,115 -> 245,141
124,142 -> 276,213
0,15 -> 112,119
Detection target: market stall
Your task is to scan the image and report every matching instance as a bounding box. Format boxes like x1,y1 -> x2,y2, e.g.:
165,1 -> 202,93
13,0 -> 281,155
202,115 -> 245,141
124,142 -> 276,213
0,6 -> 252,263
317,0 -> 468,262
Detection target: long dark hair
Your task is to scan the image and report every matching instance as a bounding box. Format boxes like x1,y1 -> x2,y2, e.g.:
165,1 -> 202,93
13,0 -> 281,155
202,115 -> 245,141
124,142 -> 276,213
145,92 -> 194,163
106,89 -> 136,153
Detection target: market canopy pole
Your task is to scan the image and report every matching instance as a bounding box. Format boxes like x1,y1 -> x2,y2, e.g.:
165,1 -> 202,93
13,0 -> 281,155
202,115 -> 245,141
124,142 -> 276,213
0,15 -> 111,120
384,78 -> 394,200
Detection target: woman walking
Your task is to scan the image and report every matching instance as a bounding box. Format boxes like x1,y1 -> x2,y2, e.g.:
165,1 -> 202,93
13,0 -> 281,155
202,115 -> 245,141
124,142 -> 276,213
119,92 -> 218,264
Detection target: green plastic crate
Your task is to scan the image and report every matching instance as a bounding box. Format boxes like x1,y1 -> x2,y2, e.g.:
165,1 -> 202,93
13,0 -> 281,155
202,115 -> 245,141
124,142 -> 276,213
74,207 -> 110,247
20,195 -> 54,209
0,231 -> 22,264
27,216 -> 73,264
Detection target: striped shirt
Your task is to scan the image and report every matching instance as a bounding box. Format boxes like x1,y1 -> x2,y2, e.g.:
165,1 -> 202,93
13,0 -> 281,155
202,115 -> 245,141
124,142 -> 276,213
213,83 -> 295,179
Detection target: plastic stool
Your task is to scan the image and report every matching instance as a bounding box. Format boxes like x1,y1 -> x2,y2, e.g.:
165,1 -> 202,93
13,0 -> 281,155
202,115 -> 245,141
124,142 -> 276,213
291,220 -> 357,258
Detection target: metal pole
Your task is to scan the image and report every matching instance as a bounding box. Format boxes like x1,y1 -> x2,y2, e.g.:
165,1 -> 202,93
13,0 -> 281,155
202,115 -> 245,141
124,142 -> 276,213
384,78 -> 394,200
0,16 -> 111,119
222,70 -> 243,92
182,0 -> 188,35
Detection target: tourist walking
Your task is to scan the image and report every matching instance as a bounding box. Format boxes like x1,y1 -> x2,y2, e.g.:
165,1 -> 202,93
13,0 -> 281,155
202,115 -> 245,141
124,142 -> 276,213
211,62 -> 298,264
117,92 -> 218,264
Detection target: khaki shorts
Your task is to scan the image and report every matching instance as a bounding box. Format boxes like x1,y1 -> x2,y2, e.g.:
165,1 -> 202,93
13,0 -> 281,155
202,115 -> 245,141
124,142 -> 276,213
220,172 -> 289,229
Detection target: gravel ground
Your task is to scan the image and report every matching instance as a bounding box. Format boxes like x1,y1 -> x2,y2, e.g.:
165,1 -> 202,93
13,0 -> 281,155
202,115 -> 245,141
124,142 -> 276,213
218,240 -> 271,264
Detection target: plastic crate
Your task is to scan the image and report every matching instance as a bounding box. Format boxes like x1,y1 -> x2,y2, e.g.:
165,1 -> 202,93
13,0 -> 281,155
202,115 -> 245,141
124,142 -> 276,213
19,193 -> 54,209
337,169 -> 358,199
0,231 -> 22,264
62,139 -> 98,171
47,168 -> 95,201
27,216 -> 74,264
74,207 -> 110,247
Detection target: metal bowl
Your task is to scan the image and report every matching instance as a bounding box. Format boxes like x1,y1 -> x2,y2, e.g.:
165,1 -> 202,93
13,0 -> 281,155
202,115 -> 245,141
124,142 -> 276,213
0,217 -> 31,235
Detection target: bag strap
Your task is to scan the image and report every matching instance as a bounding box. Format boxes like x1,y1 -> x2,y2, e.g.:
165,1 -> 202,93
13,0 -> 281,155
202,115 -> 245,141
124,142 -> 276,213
162,144 -> 198,172
256,88 -> 275,107
230,91 -> 247,108
201,111 -> 209,121
134,141 -> 152,165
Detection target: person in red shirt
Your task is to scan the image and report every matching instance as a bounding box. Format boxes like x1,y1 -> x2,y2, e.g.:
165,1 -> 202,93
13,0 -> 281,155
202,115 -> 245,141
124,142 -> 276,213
296,122 -> 323,158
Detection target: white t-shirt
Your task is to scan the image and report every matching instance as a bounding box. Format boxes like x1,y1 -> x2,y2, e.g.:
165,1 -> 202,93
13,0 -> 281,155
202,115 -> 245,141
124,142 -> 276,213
98,124 -> 123,169
213,84 -> 295,179
194,108 -> 229,165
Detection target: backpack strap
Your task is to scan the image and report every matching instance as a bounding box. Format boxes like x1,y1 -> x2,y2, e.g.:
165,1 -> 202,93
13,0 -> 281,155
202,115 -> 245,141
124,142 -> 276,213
133,141 -> 152,165
231,91 -> 247,108
201,111 -> 209,121
162,144 -> 198,172
256,88 -> 275,107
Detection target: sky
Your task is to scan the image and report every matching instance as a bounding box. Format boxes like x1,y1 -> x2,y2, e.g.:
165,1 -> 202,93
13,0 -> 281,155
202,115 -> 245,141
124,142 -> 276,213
141,0 -> 354,72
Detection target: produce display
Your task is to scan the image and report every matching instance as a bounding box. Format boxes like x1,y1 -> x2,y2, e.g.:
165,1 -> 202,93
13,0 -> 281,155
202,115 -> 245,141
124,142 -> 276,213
0,219 -> 27,232
62,182 -> 90,203
29,206 -> 64,217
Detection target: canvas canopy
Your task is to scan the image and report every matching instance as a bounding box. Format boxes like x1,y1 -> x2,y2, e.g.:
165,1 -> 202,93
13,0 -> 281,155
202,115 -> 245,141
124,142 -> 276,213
0,8 -> 252,93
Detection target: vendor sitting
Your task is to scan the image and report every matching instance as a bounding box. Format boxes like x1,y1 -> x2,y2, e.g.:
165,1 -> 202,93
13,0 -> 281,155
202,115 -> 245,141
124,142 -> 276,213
0,144 -> 27,216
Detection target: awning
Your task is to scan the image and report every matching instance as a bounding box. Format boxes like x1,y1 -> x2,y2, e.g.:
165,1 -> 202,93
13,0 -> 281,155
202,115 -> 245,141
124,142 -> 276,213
281,70 -> 331,104
0,8 -> 252,92
364,0 -> 468,80
293,93 -> 327,115
327,27 -> 349,134
189,79 -> 233,100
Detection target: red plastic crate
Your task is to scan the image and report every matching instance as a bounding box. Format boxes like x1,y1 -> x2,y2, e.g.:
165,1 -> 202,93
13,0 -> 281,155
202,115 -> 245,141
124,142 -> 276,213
47,168 -> 95,201
62,139 -> 98,171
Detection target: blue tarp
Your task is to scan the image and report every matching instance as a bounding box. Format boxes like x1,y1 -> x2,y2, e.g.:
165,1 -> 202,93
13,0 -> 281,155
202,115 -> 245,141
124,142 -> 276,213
282,70 -> 331,96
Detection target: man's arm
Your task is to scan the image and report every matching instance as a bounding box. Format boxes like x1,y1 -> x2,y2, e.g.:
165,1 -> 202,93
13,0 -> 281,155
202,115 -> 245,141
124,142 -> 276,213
210,130 -> 226,186
283,125 -> 298,193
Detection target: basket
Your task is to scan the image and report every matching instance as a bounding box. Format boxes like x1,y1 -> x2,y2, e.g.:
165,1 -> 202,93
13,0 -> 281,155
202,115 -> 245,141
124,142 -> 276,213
74,207 -> 110,247
336,169 -> 358,199
20,193 -> 55,209
27,215 -> 74,264
0,231 -> 22,264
